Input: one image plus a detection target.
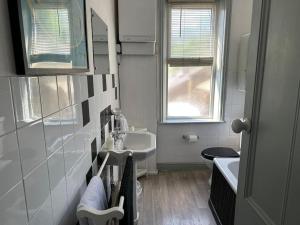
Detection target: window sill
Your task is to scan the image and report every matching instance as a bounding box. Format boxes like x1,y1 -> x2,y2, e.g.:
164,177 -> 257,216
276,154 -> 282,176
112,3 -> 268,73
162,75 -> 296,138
160,119 -> 225,124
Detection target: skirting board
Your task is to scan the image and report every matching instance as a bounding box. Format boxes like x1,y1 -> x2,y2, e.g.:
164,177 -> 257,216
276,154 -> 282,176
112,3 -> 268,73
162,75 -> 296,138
157,163 -> 210,171
147,169 -> 159,175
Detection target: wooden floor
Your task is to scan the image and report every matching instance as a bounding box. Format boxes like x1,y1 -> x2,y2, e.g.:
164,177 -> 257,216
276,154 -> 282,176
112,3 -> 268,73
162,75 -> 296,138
137,169 -> 217,225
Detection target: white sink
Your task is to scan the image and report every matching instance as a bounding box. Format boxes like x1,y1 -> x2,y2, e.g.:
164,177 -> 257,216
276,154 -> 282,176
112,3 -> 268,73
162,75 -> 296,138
122,131 -> 156,160
106,130 -> 156,224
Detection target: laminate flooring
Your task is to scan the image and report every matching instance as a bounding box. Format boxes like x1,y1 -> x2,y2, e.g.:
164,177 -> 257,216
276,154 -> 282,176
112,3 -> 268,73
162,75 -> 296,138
138,169 -> 217,225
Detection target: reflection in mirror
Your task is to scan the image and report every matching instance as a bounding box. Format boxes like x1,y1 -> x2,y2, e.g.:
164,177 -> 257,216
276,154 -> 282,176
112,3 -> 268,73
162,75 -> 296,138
10,0 -> 89,74
11,77 -> 42,127
91,9 -> 110,74
57,76 -> 71,109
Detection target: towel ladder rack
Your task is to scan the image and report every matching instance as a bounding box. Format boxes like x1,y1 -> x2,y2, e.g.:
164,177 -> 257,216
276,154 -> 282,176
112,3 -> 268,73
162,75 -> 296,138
77,150 -> 132,225
96,152 -> 110,178
77,196 -> 124,224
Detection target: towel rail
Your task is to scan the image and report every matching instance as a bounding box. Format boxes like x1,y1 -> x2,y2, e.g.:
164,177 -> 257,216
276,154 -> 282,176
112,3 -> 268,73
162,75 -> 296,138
97,152 -> 110,177
77,150 -> 132,225
77,196 -> 125,224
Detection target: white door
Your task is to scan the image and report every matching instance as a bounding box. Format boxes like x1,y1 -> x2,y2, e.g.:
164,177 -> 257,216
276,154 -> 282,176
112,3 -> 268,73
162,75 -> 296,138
234,0 -> 300,224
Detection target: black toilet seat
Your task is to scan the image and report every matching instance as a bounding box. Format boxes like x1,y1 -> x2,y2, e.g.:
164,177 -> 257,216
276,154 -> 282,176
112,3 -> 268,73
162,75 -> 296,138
201,147 -> 240,161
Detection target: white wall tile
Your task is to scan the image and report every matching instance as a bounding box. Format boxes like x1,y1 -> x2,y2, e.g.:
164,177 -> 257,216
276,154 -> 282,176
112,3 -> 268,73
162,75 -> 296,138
93,75 -> 101,96
29,197 -> 53,225
218,136 -> 240,147
61,107 -> 74,145
157,122 -> 240,164
66,158 -> 85,207
94,93 -> 101,114
44,112 -> 63,156
96,130 -> 101,152
79,76 -> 88,102
83,133 -> 92,155
39,77 -> 59,117
198,136 -> 219,147
63,138 -> 76,174
11,77 -> 42,128
89,97 -> 96,128
0,70 -> 116,225
0,77 -> 15,136
24,162 -> 51,220
69,76 -> 81,105
50,179 -> 67,225
98,74 -> 103,93
0,132 -> 22,198
73,131 -> 85,158
64,113 -> 88,173
0,182 -> 28,225
57,76 -> 71,110
73,104 -> 82,132
68,76 -> 75,105
48,149 -> 67,225
66,154 -> 90,201
18,120 -> 46,176
48,149 -> 66,191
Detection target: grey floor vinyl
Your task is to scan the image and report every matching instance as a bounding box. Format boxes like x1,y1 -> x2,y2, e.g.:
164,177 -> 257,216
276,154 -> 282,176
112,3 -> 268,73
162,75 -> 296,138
137,170 -> 217,225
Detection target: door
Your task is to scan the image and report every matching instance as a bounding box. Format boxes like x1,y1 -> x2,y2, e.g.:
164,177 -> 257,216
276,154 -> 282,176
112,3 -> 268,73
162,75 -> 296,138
234,0 -> 300,224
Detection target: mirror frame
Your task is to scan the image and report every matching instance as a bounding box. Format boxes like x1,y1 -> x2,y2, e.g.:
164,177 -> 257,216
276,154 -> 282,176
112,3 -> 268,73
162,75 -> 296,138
7,0 -> 90,75
91,8 -> 110,75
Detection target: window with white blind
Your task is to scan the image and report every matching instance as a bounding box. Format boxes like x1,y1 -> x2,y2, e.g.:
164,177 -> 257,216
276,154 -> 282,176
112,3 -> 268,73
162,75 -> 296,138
162,1 -> 228,123
168,4 -> 215,60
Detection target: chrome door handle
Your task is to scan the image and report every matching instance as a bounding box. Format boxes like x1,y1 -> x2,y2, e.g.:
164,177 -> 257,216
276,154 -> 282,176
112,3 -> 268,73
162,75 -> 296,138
231,118 -> 251,133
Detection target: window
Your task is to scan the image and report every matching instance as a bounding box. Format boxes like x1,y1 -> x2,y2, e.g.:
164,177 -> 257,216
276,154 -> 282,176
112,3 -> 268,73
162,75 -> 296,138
162,1 -> 228,123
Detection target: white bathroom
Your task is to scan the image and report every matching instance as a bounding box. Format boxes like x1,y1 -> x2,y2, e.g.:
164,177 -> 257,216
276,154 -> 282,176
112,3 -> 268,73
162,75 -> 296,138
0,0 -> 300,225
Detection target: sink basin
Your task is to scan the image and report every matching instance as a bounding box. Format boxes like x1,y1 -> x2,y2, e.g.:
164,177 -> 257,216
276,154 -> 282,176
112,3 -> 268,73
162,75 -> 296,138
118,131 -> 156,160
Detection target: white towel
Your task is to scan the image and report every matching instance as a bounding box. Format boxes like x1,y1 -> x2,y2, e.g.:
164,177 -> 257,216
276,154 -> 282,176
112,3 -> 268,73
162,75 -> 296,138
78,176 -> 108,225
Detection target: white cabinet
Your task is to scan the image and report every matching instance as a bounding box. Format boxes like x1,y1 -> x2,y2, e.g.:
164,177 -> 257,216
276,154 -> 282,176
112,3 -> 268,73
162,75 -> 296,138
118,0 -> 157,43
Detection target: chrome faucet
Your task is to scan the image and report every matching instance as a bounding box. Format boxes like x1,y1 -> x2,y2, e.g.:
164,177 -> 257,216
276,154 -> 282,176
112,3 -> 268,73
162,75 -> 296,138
108,108 -> 122,132
111,130 -> 126,142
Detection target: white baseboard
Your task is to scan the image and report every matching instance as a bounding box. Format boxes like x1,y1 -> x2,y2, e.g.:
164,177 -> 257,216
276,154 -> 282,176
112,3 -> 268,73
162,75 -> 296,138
147,169 -> 158,175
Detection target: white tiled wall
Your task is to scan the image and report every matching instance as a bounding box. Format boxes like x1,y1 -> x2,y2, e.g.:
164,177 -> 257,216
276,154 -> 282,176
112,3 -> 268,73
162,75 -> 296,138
0,74 -> 119,225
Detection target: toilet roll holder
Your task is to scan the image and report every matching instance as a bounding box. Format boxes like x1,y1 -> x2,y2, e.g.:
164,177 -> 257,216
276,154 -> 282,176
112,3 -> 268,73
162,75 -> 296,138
182,134 -> 200,142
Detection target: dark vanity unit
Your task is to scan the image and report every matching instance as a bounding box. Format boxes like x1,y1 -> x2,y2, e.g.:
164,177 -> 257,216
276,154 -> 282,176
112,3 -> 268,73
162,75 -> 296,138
209,164 -> 236,225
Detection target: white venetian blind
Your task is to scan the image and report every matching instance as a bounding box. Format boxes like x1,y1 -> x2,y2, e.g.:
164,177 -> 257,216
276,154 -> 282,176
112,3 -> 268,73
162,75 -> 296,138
168,4 -> 216,59
31,7 -> 71,56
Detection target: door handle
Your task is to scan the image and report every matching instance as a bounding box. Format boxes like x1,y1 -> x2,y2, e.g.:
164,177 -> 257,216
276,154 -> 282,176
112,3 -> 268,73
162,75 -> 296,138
231,118 -> 251,133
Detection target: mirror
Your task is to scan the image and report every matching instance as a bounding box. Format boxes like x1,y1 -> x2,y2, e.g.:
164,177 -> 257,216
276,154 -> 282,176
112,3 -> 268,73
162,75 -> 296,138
91,9 -> 110,74
8,0 -> 89,75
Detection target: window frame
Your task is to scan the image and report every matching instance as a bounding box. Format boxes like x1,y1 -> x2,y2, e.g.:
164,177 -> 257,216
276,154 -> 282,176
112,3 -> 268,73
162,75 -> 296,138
160,0 -> 231,124
166,3 -> 217,120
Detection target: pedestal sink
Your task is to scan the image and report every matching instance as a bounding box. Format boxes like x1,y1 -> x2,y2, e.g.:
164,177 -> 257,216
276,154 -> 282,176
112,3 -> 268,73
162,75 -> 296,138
112,131 -> 156,224
122,131 -> 156,160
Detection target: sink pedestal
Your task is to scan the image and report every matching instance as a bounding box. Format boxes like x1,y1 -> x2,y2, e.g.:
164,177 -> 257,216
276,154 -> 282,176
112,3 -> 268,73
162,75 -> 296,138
113,131 -> 156,224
